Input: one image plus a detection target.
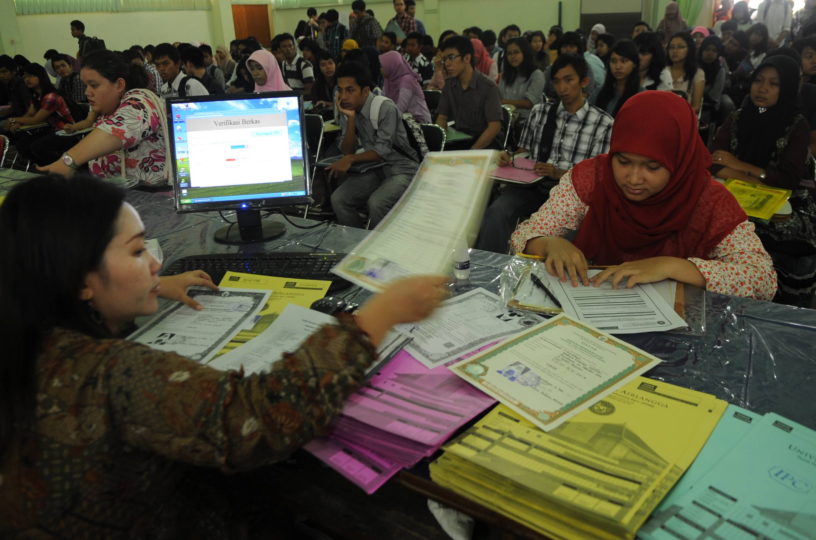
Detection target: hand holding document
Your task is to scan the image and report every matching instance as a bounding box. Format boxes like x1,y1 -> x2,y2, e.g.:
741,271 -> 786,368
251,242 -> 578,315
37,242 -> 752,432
450,314 -> 662,431
128,287 -> 270,362
490,157 -> 543,184
332,151 -> 497,291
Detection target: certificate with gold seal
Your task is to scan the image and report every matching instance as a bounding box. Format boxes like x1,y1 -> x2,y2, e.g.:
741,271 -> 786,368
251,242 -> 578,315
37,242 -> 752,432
449,314 -> 662,431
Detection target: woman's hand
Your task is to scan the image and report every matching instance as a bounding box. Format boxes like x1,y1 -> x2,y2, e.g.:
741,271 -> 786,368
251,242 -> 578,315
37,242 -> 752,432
711,150 -> 739,169
159,271 -> 219,310
526,237 -> 590,287
37,159 -> 76,178
498,151 -> 512,166
63,123 -> 78,133
355,275 -> 449,346
591,256 -> 705,289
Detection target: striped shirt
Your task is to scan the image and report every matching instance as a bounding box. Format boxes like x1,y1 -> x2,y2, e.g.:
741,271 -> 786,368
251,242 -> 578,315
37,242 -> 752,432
518,99 -> 613,170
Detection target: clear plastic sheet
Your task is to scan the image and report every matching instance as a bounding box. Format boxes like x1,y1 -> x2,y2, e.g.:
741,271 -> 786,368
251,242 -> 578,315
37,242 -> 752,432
497,255 -> 707,336
126,190 -> 816,430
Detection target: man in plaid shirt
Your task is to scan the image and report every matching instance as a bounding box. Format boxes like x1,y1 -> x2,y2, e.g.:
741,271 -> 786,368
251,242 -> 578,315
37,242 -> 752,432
475,53 -> 613,253
349,0 -> 382,48
52,54 -> 87,105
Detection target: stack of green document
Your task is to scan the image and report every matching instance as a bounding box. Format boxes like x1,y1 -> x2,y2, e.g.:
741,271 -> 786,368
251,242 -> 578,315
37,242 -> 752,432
640,407 -> 816,539
430,377 -> 727,539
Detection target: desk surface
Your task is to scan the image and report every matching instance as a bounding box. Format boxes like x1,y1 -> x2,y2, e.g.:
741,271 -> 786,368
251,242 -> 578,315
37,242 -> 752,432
124,188 -> 816,430
3,182 -> 814,537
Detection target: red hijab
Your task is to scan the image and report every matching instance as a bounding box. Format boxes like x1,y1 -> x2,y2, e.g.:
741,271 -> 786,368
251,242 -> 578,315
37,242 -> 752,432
471,38 -> 494,77
572,91 -> 746,265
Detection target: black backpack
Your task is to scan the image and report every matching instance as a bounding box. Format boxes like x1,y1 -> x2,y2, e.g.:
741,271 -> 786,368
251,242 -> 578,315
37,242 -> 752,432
177,75 -> 210,98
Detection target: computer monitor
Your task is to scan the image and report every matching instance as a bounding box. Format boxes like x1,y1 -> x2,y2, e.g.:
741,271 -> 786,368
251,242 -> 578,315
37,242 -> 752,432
166,91 -> 312,244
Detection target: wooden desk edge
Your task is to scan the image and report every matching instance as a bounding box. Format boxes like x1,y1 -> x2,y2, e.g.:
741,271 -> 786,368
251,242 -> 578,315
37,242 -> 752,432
395,470 -> 550,540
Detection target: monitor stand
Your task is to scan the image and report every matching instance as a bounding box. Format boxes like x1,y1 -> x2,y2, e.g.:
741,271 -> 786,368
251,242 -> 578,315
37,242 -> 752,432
214,208 -> 286,244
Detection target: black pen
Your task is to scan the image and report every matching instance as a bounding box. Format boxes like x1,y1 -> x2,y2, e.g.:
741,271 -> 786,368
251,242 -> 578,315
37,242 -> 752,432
530,273 -> 563,309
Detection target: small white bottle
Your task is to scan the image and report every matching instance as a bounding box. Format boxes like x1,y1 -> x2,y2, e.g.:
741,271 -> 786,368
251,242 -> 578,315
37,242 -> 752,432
452,236 -> 471,281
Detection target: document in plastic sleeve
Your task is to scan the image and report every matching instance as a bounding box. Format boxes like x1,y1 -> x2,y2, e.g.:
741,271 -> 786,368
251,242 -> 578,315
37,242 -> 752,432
128,287 -> 269,363
332,151 -> 496,291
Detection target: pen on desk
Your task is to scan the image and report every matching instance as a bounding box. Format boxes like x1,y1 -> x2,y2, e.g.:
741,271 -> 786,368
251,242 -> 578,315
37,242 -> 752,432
530,273 -> 563,309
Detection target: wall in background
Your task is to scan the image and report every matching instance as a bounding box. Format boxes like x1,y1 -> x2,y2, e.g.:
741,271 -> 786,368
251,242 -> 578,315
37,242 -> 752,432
270,0 -> 581,45
13,10 -> 215,62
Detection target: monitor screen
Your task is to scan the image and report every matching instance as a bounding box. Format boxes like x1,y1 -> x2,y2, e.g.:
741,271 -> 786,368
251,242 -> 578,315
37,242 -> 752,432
167,91 -> 311,215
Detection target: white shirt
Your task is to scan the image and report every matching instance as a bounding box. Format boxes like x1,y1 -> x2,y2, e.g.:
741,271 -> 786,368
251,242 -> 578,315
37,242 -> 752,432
161,70 -> 209,98
755,0 -> 793,41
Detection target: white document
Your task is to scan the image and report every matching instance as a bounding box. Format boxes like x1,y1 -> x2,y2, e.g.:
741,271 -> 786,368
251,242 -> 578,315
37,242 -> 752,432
332,151 -> 497,291
208,303 -> 334,374
208,304 -> 410,375
450,314 -> 662,431
540,269 -> 686,334
399,288 -> 543,369
128,287 -> 270,363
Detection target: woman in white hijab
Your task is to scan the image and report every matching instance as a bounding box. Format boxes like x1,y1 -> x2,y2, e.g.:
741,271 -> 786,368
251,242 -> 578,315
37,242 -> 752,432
587,23 -> 607,53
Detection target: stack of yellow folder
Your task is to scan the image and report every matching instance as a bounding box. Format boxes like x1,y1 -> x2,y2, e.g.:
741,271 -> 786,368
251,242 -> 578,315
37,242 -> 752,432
430,377 -> 727,539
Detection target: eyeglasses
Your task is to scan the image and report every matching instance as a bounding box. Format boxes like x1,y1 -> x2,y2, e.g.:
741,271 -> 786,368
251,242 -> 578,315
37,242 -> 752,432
668,45 -> 688,50
442,54 -> 462,63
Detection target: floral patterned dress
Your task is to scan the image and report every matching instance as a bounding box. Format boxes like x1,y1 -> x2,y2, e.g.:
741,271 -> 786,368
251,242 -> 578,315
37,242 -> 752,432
88,88 -> 167,186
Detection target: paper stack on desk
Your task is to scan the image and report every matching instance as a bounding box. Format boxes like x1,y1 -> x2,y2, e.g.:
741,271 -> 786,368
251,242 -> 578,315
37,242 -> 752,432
305,350 -> 496,494
639,408 -> 816,540
430,377 -> 727,540
306,288 -> 544,492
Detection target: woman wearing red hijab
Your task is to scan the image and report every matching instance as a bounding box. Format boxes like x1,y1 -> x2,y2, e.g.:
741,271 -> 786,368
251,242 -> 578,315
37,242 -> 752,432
510,91 -> 776,300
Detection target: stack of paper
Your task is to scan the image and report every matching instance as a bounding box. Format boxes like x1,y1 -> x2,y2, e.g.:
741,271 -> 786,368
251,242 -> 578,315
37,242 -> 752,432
640,408 -> 816,539
306,350 -> 496,493
430,377 -> 727,539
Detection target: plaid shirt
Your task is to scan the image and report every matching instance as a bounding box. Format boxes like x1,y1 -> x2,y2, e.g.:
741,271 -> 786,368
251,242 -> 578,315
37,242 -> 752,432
39,91 -> 74,129
403,53 -> 433,83
58,73 -> 87,104
391,13 -> 416,35
518,100 -> 613,170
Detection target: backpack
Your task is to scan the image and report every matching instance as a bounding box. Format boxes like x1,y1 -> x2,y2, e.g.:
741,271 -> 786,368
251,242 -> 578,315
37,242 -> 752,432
177,75 -> 208,98
366,95 -> 425,161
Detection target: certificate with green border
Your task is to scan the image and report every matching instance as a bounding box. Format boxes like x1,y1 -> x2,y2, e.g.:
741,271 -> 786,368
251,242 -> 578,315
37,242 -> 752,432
450,314 -> 661,431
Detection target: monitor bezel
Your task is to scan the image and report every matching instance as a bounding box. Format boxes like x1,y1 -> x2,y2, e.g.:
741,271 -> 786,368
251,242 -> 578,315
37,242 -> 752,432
166,90 -> 313,215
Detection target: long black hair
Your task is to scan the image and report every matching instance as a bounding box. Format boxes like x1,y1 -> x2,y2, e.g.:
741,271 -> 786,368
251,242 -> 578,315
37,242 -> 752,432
21,62 -> 57,104
698,35 -> 724,91
527,31 -> 550,69
81,49 -> 147,90
747,23 -> 770,55
667,31 -> 698,84
502,37 -> 537,85
634,32 -> 666,87
0,175 -> 125,455
312,49 -> 336,102
595,40 -> 641,117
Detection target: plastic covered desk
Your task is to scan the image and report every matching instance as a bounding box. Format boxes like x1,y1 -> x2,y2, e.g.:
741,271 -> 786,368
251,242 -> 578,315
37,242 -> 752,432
127,188 -> 816,430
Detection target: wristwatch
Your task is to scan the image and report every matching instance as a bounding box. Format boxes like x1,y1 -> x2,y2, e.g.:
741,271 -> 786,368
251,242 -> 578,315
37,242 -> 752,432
61,153 -> 78,170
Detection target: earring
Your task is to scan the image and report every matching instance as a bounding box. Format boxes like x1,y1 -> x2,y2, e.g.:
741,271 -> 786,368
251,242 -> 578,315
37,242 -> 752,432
86,301 -> 104,327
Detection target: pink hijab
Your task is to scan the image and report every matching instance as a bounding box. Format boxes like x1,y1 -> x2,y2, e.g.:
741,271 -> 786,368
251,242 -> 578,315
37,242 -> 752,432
380,50 -> 421,101
247,49 -> 290,92
470,38 -> 494,76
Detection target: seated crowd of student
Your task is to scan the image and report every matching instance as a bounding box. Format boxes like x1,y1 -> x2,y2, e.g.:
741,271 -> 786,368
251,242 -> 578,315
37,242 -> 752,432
1,1 -> 816,303
4,3 -> 816,536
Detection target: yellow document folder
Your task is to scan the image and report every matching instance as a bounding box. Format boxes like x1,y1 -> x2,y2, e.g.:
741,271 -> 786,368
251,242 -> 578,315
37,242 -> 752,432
724,178 -> 791,221
431,377 -> 727,539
